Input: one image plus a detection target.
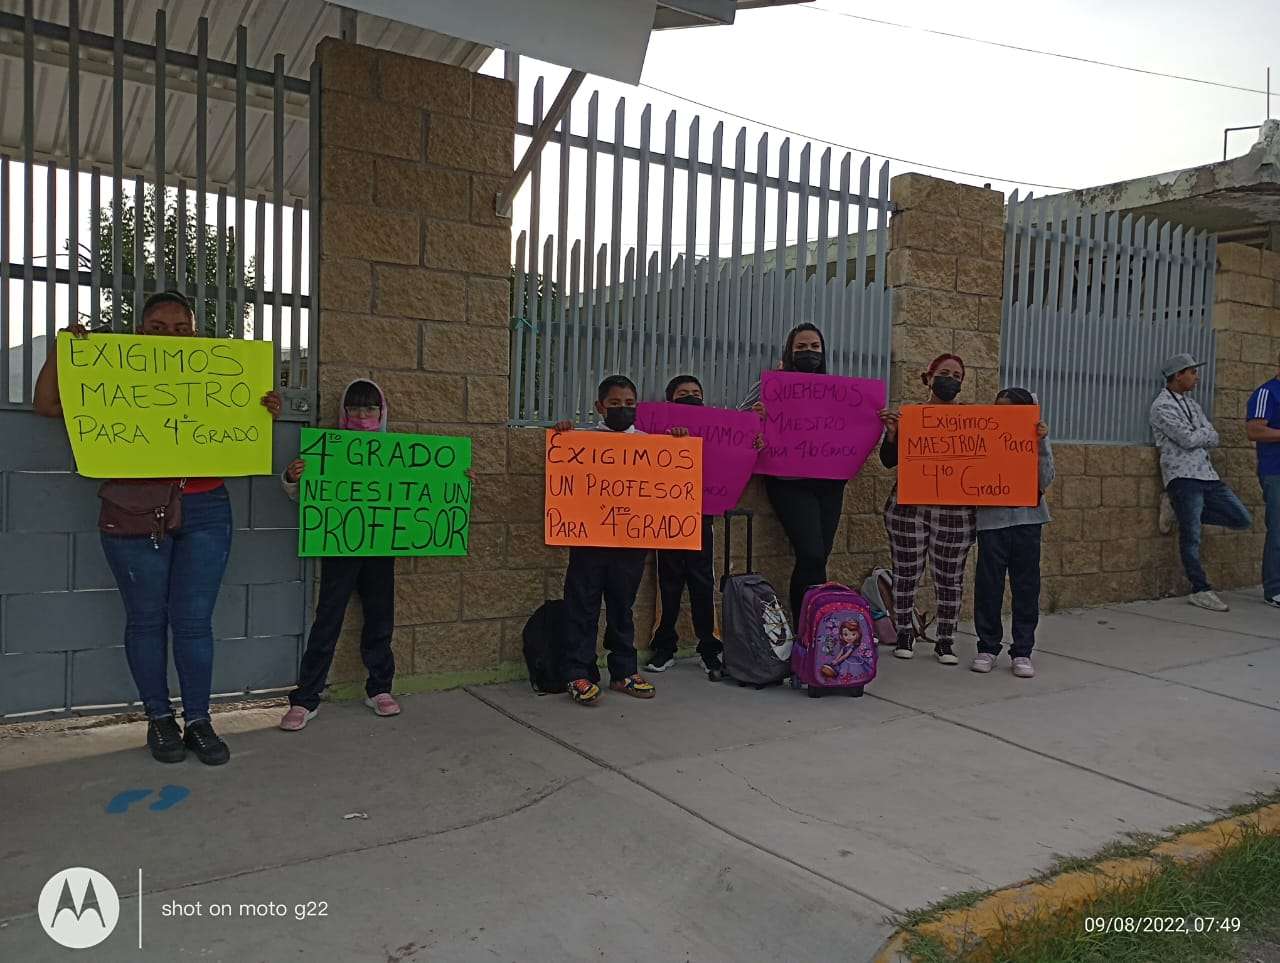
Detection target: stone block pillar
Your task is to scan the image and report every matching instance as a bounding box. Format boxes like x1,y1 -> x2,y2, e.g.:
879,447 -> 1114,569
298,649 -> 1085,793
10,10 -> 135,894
314,39 -> 528,683
885,173 -> 1006,408
874,174 -> 1006,619
1204,242 -> 1280,588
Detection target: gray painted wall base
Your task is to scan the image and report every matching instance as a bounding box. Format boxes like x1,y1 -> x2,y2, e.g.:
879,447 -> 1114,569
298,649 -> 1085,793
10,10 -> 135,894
0,410 -> 310,718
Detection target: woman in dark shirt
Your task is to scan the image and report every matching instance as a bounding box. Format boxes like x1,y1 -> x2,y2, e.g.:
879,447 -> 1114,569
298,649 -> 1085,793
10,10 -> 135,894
740,323 -> 847,620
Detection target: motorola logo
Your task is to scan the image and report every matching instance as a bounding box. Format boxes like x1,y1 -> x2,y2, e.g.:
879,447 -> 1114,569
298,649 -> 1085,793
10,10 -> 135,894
38,868 -> 120,949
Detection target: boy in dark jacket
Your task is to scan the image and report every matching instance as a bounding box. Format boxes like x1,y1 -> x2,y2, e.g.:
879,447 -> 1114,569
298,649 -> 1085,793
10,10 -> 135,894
555,375 -> 658,705
645,375 -> 725,681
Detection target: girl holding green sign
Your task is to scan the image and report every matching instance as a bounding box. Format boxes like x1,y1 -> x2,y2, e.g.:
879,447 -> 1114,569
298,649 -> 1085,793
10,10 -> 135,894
280,379 -> 401,731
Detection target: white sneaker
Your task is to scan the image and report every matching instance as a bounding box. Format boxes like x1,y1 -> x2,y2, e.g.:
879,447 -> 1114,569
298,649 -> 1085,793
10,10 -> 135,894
1189,590 -> 1229,612
1158,494 -> 1175,535
279,706 -> 316,731
1265,595 -> 1280,609
1011,657 -> 1036,679
970,653 -> 996,673
645,655 -> 676,673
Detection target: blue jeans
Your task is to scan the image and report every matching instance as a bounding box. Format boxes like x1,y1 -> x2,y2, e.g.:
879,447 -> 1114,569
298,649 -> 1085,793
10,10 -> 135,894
1165,478 -> 1252,593
100,487 -> 233,722
1262,474 -> 1280,600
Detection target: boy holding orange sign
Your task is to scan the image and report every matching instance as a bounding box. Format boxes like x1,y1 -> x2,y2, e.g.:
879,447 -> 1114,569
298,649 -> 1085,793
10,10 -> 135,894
549,375 -> 699,706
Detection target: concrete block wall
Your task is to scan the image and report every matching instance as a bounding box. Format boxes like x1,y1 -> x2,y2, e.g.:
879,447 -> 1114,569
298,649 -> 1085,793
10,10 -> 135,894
1038,444 -> 1167,607
1001,243 -> 1279,611
1201,242 -> 1280,586
874,173 -> 1007,621
314,39 -> 535,683
312,41 -> 848,681
0,411 -> 306,716
311,45 -> 1273,686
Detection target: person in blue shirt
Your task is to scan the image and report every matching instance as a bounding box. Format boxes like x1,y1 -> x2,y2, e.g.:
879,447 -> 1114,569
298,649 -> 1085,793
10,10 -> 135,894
1246,357 -> 1280,608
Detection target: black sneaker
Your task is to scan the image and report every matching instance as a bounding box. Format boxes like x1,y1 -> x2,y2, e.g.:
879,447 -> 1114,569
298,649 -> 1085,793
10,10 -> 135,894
701,653 -> 724,682
893,631 -> 915,661
934,642 -> 959,666
645,654 -> 676,673
147,716 -> 186,764
183,719 -> 231,766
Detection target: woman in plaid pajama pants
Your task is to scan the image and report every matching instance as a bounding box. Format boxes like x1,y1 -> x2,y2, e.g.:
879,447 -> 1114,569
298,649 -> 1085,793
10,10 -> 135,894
877,354 -> 976,665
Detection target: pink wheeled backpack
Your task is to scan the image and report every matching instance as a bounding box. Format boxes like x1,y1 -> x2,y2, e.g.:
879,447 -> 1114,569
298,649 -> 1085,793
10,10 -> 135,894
792,583 -> 878,698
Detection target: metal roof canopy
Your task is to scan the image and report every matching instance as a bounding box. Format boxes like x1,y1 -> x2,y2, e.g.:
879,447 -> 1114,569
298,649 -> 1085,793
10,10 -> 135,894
1056,119 -> 1280,244
341,0 -> 658,85
338,1 -> 809,84
0,0 -> 809,204
0,0 -> 494,204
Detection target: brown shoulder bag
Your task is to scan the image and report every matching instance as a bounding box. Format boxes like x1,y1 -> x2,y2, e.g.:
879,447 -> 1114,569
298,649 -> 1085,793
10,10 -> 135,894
98,479 -> 185,547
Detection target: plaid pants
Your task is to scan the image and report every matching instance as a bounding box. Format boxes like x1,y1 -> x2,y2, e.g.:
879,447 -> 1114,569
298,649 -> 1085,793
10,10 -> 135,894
883,494 -> 976,644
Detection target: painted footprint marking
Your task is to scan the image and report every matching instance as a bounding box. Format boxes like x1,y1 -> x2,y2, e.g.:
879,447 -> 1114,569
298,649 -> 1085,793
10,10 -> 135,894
105,788 -> 152,814
105,785 -> 190,814
149,785 -> 189,812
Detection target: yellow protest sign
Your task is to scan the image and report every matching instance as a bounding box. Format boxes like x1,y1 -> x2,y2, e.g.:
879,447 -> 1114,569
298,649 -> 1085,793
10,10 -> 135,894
56,332 -> 274,478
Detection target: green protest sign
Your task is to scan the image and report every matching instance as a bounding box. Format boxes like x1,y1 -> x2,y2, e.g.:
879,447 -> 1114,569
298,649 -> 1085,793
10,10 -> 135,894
297,428 -> 472,557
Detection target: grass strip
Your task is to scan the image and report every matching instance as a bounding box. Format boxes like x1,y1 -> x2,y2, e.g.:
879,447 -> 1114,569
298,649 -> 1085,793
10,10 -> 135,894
901,826 -> 1280,963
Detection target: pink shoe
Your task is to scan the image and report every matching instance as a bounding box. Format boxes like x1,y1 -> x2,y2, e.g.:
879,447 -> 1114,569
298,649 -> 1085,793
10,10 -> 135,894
279,706 -> 316,731
364,693 -> 401,717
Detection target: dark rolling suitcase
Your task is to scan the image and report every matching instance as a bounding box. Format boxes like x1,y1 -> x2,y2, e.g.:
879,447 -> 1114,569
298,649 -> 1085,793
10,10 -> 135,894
720,510 -> 793,688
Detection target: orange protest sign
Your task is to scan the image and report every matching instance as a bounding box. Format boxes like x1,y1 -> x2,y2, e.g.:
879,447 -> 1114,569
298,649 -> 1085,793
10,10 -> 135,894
544,430 -> 704,549
896,404 -> 1040,507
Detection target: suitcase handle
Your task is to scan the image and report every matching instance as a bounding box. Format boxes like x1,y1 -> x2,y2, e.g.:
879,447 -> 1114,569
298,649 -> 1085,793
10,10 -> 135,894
723,509 -> 754,586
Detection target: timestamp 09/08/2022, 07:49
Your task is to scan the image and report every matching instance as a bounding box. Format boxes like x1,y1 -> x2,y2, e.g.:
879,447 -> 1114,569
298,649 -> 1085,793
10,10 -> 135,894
1083,916 -> 1242,935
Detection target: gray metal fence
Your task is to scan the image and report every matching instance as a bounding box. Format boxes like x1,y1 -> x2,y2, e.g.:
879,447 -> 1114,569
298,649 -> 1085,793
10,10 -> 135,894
1000,191 -> 1217,444
0,0 -> 317,718
508,77 -> 893,424
0,0 -> 318,416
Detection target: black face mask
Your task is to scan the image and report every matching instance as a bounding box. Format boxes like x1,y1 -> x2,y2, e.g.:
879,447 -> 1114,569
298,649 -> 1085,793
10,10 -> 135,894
603,406 -> 637,431
931,376 -> 962,402
791,350 -> 823,373
671,395 -> 704,406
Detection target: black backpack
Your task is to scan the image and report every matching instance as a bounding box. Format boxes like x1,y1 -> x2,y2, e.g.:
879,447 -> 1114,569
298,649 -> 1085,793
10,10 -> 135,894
522,600 -> 568,693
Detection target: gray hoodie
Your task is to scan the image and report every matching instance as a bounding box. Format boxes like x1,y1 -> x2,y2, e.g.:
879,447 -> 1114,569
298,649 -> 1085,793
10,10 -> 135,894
281,378 -> 387,502
975,438 -> 1056,531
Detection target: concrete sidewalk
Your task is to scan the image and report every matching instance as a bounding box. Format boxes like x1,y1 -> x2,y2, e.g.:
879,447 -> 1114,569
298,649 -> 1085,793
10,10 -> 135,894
1,590 -> 1277,963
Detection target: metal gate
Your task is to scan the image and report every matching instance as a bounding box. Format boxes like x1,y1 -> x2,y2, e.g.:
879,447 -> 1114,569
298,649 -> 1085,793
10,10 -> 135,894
0,0 -> 319,717
1000,191 -> 1217,445
507,74 -> 893,424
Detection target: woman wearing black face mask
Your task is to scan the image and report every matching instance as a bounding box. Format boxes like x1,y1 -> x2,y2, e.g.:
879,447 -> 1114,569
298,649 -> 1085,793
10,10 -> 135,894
740,323 -> 848,620
877,353 -> 977,666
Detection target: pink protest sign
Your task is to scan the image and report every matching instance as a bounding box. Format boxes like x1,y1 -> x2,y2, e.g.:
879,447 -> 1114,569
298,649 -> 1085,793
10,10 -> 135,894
754,371 -> 887,480
635,402 -> 762,515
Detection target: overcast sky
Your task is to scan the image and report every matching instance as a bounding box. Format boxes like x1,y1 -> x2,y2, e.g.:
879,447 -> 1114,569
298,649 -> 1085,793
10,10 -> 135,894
6,0 -> 1277,357
485,0 -> 1279,262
